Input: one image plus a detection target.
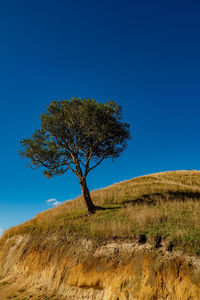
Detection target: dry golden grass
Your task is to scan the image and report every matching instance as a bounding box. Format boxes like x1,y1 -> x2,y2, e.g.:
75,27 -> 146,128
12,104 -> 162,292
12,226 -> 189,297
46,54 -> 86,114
3,170 -> 200,253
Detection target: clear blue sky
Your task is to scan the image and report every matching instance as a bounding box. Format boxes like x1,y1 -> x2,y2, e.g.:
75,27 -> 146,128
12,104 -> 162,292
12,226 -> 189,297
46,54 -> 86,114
1,0 -> 200,233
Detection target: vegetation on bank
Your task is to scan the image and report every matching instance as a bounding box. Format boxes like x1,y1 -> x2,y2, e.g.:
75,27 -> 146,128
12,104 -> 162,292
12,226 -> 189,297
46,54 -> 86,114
3,170 -> 200,254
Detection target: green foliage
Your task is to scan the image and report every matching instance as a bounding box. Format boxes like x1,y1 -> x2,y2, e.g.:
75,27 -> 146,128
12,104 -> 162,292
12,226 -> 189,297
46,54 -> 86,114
19,97 -> 131,179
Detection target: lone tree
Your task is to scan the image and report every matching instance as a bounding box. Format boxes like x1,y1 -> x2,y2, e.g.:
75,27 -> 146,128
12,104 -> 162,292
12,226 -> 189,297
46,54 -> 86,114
19,98 -> 131,214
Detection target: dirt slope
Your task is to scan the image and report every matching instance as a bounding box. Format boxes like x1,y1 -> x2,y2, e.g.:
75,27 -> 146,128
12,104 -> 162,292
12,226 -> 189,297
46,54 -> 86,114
1,170 -> 200,299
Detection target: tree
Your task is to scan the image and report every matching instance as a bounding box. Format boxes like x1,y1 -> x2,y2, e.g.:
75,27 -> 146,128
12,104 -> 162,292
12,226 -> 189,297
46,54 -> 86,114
19,98 -> 131,214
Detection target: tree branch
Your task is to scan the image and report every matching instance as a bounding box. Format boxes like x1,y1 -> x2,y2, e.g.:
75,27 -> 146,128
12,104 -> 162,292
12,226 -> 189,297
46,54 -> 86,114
65,161 -> 76,174
85,155 -> 105,176
32,157 -> 69,170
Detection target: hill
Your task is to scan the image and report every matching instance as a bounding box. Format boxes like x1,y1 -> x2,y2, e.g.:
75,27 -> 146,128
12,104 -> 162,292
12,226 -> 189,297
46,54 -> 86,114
1,170 -> 200,299
3,170 -> 200,253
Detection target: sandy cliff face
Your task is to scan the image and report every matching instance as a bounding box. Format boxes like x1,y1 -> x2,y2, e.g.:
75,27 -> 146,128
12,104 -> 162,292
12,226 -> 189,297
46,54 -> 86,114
0,234 -> 200,300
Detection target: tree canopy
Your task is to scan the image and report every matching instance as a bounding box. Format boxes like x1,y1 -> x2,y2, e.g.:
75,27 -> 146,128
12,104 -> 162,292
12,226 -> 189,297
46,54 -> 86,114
19,97 -> 131,214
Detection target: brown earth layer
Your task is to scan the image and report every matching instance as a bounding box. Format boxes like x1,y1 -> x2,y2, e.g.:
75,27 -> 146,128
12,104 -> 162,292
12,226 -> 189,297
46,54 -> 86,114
1,235 -> 200,299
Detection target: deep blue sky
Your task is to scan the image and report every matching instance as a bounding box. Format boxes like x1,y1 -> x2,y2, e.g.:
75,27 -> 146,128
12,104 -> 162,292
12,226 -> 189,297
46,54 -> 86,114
1,0 -> 200,233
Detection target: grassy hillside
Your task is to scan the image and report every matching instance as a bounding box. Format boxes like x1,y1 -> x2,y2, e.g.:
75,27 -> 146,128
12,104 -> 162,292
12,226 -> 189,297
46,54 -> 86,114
3,170 -> 200,254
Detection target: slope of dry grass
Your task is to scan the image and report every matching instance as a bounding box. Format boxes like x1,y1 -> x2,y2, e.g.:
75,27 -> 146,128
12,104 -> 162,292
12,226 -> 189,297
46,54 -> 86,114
2,170 -> 200,254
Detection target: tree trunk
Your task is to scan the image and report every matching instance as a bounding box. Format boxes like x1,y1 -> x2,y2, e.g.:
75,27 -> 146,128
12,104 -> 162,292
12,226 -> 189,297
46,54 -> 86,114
79,177 -> 96,214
